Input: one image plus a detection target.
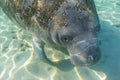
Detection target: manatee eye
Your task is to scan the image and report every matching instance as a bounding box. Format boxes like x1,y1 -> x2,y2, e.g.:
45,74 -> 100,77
61,35 -> 73,43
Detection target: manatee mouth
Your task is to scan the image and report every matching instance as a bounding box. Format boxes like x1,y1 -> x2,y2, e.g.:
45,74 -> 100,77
70,46 -> 101,66
68,38 -> 101,66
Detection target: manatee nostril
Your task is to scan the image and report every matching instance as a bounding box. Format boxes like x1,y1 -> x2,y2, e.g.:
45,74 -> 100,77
87,45 -> 101,64
87,54 -> 100,64
87,55 -> 94,63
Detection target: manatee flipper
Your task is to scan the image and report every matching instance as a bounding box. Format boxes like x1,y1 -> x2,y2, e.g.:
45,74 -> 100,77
53,59 -> 75,71
32,38 -> 74,71
32,38 -> 54,65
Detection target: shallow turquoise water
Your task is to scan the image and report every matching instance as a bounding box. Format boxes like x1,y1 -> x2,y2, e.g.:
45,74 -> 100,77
95,0 -> 120,26
0,0 -> 120,80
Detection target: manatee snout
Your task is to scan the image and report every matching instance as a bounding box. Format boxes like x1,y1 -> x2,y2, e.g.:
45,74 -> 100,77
68,38 -> 101,66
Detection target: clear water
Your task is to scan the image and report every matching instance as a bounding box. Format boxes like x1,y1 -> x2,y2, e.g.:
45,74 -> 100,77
0,0 -> 120,80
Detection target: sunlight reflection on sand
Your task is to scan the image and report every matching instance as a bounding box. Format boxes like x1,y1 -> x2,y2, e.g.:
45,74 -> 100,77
0,0 -> 120,79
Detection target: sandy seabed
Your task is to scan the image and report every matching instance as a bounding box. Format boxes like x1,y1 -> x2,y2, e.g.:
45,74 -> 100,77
0,0 -> 120,80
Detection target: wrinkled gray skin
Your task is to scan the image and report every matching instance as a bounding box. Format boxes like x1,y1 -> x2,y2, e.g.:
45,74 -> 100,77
0,0 -> 101,67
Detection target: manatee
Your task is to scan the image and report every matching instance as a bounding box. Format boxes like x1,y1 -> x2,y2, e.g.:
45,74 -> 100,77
0,0 -> 101,67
